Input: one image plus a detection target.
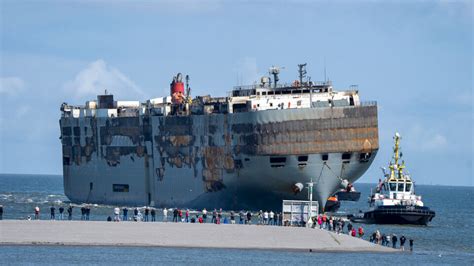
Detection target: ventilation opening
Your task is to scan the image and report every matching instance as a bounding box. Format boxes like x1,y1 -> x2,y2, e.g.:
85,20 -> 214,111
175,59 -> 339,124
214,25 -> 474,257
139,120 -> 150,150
359,152 -> 372,163
270,157 -> 286,164
298,155 -> 308,162
113,184 -> 129,192
322,154 -> 329,161
342,153 -> 352,160
270,157 -> 286,168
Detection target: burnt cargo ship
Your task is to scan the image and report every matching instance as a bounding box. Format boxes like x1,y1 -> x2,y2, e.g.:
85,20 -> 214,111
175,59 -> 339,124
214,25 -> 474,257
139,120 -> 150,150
59,64 -> 379,211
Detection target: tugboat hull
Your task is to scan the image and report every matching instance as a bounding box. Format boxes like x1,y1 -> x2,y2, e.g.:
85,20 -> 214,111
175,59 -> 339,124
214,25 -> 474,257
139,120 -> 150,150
362,206 -> 435,226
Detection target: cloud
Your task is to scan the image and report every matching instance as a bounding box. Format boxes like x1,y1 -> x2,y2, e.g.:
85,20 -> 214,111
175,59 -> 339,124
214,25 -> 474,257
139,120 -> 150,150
404,124 -> 449,152
63,59 -> 146,100
0,77 -> 25,96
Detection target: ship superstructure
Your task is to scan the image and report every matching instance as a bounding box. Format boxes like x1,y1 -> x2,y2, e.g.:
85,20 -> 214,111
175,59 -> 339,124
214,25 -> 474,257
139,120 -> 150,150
59,64 -> 379,211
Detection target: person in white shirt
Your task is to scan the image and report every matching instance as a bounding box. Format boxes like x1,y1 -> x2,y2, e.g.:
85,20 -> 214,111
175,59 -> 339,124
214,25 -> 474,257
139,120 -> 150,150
269,211 -> 275,225
202,208 -> 207,223
163,208 -> 168,222
114,207 -> 120,222
263,211 -> 269,225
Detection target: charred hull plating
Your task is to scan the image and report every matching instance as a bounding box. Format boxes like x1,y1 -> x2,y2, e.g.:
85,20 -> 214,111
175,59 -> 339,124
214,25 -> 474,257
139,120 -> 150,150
60,105 -> 378,211
60,66 -> 378,211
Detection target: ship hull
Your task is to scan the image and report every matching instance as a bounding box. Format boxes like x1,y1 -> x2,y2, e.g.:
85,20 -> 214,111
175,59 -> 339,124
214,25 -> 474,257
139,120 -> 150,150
60,105 -> 379,211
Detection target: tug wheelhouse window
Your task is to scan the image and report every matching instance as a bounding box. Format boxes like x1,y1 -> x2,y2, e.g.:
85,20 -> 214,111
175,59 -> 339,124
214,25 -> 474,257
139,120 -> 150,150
405,183 -> 412,192
389,182 -> 396,191
397,183 -> 404,192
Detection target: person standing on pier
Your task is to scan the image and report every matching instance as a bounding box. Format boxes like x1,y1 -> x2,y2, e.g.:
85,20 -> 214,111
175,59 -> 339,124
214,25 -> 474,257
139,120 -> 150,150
400,235 -> 406,251
173,208 -> 178,222
391,234 -> 398,249
239,211 -> 244,224
134,208 -> 139,221
122,207 -> 128,221
114,207 -> 120,221
262,211 -> 267,225
217,208 -> 223,224
80,207 -> 85,220
67,205 -> 73,220
246,211 -> 252,224
151,208 -> 156,222
358,227 -> 364,238
202,208 -> 207,223
163,208 -> 168,222
230,211 -> 235,224
144,207 -> 149,222
58,206 -> 64,220
211,209 -> 217,224
0,205 -> 3,220
347,222 -> 353,234
409,239 -> 414,252
50,206 -> 56,220
85,206 -> 90,220
34,206 -> 40,220
185,209 -> 189,223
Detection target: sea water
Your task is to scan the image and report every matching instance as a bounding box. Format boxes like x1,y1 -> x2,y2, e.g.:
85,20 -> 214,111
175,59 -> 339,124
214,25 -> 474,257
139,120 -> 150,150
0,174 -> 473,265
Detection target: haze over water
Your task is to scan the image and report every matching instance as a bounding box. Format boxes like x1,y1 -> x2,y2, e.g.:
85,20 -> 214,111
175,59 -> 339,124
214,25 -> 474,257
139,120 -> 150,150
0,174 -> 472,264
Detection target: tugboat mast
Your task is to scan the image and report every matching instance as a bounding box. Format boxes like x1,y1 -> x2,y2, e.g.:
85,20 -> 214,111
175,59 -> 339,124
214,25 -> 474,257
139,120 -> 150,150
389,132 -> 406,181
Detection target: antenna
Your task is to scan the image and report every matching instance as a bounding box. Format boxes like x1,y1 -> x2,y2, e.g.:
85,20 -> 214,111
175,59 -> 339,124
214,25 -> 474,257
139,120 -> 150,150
298,63 -> 307,85
269,66 -> 284,88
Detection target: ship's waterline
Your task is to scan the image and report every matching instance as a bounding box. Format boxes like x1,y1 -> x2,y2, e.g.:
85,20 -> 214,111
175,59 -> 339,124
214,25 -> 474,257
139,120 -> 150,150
60,66 -> 379,211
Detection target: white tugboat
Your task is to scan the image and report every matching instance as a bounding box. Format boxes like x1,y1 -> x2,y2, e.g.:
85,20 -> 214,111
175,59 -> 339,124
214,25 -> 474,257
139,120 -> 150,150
352,133 -> 435,225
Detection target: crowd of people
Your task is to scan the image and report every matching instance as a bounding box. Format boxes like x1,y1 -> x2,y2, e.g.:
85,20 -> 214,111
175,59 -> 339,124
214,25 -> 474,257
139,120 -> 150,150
369,230 -> 414,251
110,207 -> 284,226
312,213 -> 365,238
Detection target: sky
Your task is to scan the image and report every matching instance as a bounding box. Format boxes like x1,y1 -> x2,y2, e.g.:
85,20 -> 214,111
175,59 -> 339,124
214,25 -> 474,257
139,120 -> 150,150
0,0 -> 472,186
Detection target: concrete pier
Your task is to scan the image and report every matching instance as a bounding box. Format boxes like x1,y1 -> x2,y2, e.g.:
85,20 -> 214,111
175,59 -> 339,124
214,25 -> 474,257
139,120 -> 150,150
0,220 -> 396,252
